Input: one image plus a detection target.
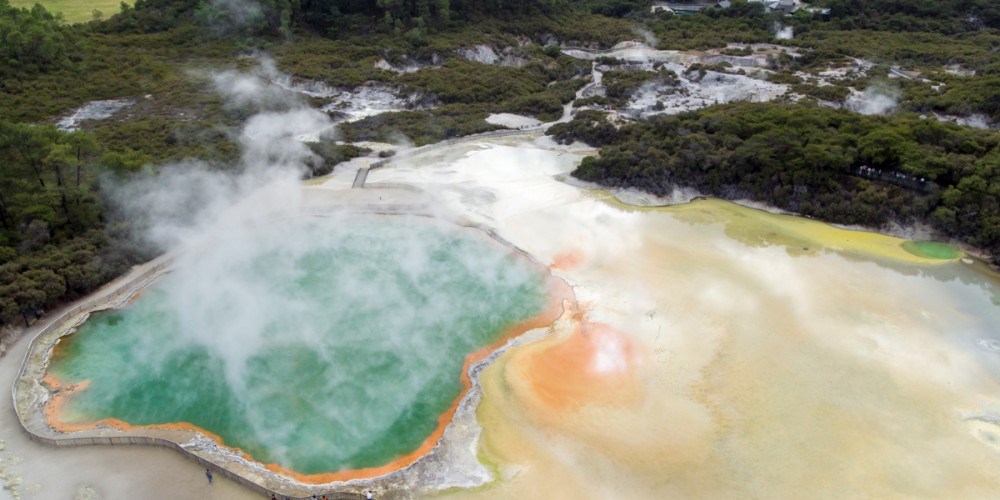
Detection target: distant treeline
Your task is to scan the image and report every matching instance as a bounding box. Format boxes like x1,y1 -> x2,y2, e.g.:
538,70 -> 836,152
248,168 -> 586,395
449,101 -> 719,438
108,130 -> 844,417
66,0 -> 1000,46
548,103 -> 1000,262
820,0 -> 1000,33
100,0 -> 645,39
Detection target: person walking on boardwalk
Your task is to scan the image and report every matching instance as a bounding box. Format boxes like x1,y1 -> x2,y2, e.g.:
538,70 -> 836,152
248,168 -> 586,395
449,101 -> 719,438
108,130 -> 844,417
205,468 -> 213,484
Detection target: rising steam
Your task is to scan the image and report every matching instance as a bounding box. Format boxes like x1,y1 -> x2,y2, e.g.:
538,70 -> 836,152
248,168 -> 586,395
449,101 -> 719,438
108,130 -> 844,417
196,0 -> 265,37
107,57 -> 334,251
772,23 -> 794,40
632,27 -> 660,48
849,84 -> 900,116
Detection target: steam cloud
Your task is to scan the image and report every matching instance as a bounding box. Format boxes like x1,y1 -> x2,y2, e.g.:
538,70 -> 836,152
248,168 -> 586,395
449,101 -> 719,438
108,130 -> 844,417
957,114 -> 991,129
772,23 -> 793,40
208,57 -> 305,110
107,56 -> 334,252
850,84 -> 900,116
632,27 -> 660,48
196,0 -> 265,37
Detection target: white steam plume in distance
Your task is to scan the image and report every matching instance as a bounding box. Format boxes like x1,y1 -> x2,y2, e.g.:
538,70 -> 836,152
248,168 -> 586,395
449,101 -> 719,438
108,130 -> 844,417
851,84 -> 901,116
772,23 -> 793,40
106,56 -> 334,252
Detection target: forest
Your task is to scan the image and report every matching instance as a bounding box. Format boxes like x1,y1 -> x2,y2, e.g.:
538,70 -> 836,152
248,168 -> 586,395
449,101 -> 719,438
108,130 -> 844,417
0,117 -> 149,326
2,0 -> 1000,328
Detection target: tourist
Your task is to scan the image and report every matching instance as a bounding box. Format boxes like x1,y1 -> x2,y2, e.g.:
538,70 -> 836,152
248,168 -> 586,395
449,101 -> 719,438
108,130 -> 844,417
205,468 -> 213,484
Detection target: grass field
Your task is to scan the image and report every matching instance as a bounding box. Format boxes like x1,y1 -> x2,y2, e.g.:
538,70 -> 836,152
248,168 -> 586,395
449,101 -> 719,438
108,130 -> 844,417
9,0 -> 131,24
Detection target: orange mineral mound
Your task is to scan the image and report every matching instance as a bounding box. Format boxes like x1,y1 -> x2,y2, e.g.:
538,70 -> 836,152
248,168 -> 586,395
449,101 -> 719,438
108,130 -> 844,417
509,316 -> 645,413
549,250 -> 585,271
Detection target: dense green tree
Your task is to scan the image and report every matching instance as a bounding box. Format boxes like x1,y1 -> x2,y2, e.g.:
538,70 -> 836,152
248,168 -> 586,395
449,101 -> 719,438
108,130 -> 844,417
0,0 -> 79,83
933,148 -> 1000,256
0,118 -> 149,329
858,128 -> 907,168
819,0 -> 1000,32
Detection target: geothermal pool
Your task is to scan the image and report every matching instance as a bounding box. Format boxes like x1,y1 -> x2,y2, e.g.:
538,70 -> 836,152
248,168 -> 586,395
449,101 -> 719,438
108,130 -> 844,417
44,214 -> 550,479
14,134 -> 1000,498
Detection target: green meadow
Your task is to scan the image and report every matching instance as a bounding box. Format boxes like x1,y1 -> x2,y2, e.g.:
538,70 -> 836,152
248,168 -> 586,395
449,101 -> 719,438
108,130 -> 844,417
9,0 -> 129,23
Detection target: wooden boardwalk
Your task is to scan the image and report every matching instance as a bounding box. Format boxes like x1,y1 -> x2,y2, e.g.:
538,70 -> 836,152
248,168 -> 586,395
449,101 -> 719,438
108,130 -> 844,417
352,167 -> 370,188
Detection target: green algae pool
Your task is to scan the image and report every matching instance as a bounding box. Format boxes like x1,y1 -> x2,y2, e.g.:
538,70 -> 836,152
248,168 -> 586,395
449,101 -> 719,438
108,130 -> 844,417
901,240 -> 962,260
47,214 -> 547,476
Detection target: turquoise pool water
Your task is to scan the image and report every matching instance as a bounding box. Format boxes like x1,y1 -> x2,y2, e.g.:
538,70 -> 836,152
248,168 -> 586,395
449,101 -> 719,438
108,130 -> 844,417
48,215 -> 547,475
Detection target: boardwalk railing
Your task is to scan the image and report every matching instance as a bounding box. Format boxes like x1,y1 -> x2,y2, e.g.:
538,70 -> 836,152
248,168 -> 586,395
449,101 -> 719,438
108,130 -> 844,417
850,165 -> 935,193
